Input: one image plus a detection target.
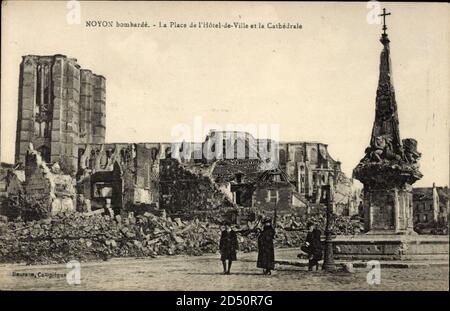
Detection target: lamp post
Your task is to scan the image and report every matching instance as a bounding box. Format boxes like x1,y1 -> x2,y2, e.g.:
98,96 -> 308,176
273,198 -> 277,229
322,184 -> 336,272
269,188 -> 277,229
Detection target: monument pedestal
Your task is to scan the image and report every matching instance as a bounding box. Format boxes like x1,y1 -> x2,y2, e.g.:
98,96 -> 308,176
340,164 -> 448,261
332,234 -> 449,261
354,162 -> 422,235
363,184 -> 415,235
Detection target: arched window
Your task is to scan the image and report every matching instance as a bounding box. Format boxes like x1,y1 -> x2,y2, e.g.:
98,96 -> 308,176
150,148 -> 158,161
165,147 -> 171,158
34,121 -> 50,138
309,147 -> 318,162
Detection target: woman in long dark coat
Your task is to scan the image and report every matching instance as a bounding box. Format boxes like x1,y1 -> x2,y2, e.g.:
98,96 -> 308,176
257,219 -> 276,275
219,223 -> 239,275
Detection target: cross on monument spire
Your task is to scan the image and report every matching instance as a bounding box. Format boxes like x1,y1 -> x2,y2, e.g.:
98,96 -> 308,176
378,8 -> 391,36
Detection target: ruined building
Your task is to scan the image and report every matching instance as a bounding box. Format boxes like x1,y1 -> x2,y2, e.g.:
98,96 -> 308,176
15,55 -> 106,173
6,54 -> 355,219
413,184 -> 449,233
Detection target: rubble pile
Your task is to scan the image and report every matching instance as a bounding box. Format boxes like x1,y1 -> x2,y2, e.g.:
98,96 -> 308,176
0,211 -> 222,264
278,213 -> 364,235
0,211 -> 363,265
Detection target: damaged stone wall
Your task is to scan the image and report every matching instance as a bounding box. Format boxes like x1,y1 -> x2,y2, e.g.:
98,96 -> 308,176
15,55 -> 105,175
333,171 -> 359,216
4,145 -> 77,220
77,143 -> 160,213
0,169 -> 25,219
211,159 -> 262,184
252,183 -> 294,213
24,147 -> 54,218
51,166 -> 77,216
159,158 -> 235,213
134,144 -> 159,205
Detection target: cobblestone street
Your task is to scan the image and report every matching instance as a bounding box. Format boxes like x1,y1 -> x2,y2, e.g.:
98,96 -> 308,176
0,249 -> 448,291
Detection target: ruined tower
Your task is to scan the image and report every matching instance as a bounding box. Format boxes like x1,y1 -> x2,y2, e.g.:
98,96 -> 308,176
15,55 -> 105,173
353,11 -> 422,234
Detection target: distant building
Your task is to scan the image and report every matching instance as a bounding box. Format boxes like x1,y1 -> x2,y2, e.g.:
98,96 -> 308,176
277,141 -> 343,202
195,129 -> 353,208
413,183 -> 449,232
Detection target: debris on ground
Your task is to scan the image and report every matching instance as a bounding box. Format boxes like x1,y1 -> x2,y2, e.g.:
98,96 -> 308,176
0,210 -> 363,265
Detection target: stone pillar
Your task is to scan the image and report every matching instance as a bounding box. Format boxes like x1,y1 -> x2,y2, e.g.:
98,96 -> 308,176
296,162 -> 302,194
80,69 -> 94,144
394,188 -> 400,231
92,74 -> 106,144
15,56 -> 37,164
50,55 -> 66,165
432,183 -> 440,223
56,58 -> 81,173
305,161 -> 312,198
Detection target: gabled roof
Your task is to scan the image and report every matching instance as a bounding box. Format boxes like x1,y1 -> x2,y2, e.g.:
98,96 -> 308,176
413,188 -> 433,200
413,187 -> 449,202
256,167 -> 290,184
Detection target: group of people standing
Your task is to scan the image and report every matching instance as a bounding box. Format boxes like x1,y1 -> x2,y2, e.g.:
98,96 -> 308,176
219,219 -> 323,275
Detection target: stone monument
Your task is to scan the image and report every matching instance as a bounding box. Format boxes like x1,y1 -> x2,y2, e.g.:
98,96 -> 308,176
352,8 -> 422,235
332,9 -> 448,260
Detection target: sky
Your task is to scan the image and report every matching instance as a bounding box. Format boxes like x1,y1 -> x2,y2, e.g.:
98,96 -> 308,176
1,1 -> 449,187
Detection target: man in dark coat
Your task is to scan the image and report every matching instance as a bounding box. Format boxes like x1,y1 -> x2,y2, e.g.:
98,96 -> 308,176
301,222 -> 323,271
219,223 -> 239,275
257,218 -> 276,275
